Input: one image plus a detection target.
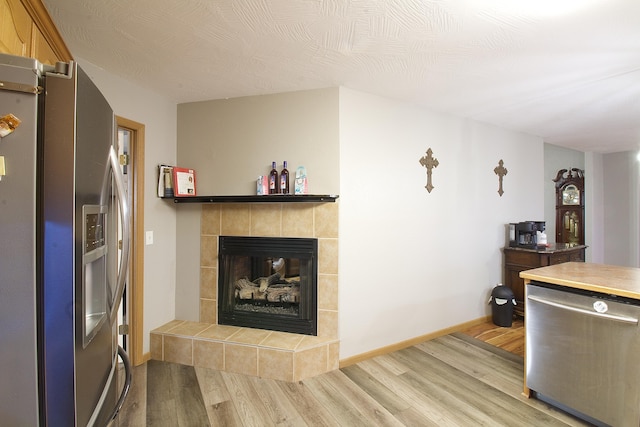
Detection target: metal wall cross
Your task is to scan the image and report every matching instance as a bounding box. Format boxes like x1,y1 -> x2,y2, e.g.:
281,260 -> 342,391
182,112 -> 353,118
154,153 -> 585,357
494,159 -> 508,196
419,148 -> 439,193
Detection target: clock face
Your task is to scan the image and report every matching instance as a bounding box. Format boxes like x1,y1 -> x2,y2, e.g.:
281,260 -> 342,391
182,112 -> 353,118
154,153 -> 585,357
562,185 -> 580,205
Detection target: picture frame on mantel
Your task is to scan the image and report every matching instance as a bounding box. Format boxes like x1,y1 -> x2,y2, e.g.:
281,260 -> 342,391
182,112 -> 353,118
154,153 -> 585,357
173,167 -> 197,197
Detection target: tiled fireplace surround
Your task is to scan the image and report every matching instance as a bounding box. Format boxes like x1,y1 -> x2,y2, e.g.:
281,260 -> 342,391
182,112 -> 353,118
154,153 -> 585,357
150,202 -> 339,382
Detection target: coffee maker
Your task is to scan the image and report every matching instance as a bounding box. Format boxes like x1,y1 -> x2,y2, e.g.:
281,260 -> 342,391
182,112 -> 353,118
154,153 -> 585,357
509,221 -> 546,248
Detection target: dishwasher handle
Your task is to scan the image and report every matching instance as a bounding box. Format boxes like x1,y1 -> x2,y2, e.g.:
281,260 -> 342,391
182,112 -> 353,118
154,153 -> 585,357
527,294 -> 639,325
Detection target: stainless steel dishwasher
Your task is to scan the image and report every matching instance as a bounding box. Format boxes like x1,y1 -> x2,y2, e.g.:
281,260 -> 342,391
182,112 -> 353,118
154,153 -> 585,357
526,281 -> 640,427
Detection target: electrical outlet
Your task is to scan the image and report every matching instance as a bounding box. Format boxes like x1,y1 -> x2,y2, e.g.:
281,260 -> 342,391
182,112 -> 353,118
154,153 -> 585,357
145,231 -> 154,245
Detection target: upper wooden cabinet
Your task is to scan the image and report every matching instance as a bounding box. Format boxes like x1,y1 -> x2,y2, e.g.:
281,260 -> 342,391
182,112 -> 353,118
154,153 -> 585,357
1,0 -> 71,64
1,0 -> 30,56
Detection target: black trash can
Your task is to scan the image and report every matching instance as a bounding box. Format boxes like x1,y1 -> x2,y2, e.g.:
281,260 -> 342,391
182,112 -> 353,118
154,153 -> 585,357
489,285 -> 516,327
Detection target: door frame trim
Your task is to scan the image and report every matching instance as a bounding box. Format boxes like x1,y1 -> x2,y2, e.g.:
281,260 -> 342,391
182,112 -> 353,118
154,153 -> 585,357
116,115 -> 146,366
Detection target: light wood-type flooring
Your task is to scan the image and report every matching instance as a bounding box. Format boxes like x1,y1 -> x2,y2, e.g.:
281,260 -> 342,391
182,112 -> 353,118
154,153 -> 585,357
461,318 -> 525,357
114,319 -> 589,426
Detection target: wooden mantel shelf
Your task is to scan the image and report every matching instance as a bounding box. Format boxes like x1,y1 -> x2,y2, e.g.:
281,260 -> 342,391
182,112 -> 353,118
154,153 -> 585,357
168,194 -> 339,204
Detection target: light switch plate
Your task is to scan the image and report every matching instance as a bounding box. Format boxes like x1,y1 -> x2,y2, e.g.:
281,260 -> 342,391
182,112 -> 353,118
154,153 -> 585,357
145,230 -> 153,245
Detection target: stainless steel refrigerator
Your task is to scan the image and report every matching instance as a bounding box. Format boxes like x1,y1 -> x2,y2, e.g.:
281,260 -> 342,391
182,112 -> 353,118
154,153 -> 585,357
0,53 -> 131,426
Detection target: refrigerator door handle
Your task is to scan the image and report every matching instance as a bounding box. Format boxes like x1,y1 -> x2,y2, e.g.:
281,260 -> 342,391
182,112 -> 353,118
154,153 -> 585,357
104,345 -> 132,425
103,145 -> 131,322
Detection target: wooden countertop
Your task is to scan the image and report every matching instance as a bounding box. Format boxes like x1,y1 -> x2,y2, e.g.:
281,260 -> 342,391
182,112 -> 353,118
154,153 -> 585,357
504,243 -> 587,254
520,262 -> 640,299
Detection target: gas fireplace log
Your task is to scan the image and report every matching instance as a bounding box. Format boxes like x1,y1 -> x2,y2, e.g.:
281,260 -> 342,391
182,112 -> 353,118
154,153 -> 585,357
258,273 -> 281,292
236,288 -> 267,300
266,287 -> 300,303
236,286 -> 300,302
235,278 -> 265,300
234,277 -> 255,289
234,274 -> 300,301
234,274 -> 280,291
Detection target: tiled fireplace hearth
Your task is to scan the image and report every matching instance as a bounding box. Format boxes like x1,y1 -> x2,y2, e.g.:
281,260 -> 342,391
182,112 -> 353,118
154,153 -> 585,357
151,202 -> 339,381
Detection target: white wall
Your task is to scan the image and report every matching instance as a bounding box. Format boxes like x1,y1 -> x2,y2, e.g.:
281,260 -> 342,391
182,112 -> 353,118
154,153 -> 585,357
585,152 -> 605,263
338,88 -> 544,359
77,58 -> 178,353
603,151 -> 640,267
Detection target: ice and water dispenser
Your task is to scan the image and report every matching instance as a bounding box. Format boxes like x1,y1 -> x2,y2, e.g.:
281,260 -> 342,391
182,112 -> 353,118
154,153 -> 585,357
82,204 -> 108,347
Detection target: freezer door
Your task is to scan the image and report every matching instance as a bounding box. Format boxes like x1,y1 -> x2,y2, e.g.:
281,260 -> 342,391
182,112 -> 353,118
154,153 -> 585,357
0,55 -> 41,427
41,62 -> 121,426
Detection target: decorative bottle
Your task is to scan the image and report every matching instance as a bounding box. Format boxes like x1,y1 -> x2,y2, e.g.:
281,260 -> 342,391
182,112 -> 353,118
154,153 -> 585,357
280,161 -> 290,194
269,161 -> 279,194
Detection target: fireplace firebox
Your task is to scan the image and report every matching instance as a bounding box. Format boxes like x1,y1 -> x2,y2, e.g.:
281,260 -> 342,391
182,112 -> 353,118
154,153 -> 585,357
218,236 -> 318,335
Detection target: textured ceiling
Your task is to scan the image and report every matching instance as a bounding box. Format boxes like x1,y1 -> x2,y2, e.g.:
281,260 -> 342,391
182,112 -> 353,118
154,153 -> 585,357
42,0 -> 640,153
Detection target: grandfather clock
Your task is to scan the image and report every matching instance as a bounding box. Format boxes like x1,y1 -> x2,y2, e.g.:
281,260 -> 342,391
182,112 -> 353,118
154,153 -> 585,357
553,168 -> 585,245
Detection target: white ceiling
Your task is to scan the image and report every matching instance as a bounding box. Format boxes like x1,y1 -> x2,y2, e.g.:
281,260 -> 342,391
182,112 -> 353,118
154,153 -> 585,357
43,0 -> 640,153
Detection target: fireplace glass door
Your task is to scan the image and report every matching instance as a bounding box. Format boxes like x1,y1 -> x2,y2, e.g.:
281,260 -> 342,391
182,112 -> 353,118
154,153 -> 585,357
218,236 -> 318,335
